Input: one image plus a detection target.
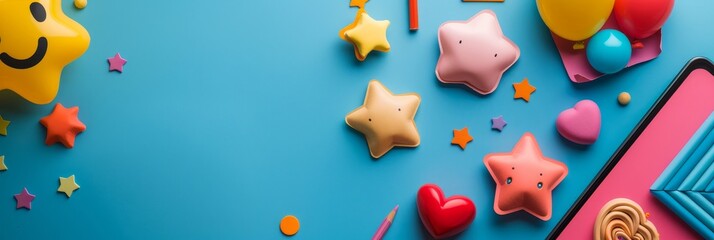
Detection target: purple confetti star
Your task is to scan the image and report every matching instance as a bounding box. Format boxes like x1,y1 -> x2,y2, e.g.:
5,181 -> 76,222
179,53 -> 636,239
14,187 -> 35,210
491,115 -> 507,131
107,53 -> 127,73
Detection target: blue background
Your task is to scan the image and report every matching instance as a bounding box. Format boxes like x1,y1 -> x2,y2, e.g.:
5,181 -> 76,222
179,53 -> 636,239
0,0 -> 712,239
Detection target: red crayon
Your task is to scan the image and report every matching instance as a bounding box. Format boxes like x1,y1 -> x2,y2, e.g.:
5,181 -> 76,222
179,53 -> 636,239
409,0 -> 419,30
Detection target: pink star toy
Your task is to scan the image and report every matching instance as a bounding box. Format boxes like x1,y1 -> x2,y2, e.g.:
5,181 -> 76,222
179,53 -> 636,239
436,10 -> 520,95
108,53 -> 127,73
483,132 -> 568,221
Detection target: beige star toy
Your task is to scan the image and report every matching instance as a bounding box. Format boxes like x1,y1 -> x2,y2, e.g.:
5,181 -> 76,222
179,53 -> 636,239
346,80 -> 421,158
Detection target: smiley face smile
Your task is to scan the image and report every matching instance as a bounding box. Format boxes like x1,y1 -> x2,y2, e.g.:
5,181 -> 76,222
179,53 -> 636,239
0,37 -> 47,69
0,2 -> 48,69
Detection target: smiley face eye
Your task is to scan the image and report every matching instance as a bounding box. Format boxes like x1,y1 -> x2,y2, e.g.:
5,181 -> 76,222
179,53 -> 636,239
30,2 -> 46,22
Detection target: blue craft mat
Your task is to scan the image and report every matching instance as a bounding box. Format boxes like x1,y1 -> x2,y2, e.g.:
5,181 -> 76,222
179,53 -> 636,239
0,0 -> 712,239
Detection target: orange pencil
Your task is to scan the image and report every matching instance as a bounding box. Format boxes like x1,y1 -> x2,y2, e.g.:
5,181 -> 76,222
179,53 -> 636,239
409,0 -> 418,30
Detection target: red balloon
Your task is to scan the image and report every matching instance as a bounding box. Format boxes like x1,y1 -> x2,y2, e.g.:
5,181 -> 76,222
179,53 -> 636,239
614,0 -> 674,39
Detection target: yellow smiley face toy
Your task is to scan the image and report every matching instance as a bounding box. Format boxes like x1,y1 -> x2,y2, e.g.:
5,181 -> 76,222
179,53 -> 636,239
0,0 -> 90,104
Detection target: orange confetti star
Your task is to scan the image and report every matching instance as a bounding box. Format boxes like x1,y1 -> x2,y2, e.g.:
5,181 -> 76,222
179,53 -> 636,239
350,0 -> 369,8
513,78 -> 536,102
451,128 -> 473,150
39,103 -> 86,148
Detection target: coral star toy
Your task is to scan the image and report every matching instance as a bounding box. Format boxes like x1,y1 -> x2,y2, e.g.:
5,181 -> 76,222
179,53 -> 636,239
435,10 -> 519,95
0,0 -> 90,104
40,103 -> 86,148
346,80 -> 420,158
483,132 -> 568,220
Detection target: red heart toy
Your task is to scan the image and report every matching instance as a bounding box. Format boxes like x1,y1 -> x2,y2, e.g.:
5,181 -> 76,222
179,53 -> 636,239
417,184 -> 476,239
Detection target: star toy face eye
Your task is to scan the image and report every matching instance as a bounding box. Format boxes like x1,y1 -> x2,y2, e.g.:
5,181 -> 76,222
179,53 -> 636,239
0,0 -> 90,104
30,2 -> 46,22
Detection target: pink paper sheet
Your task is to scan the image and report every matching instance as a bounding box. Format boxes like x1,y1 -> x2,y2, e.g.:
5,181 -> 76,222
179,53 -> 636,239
551,16 -> 663,83
558,69 -> 714,239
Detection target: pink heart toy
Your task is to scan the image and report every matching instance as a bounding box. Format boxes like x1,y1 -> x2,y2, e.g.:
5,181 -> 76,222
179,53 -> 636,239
556,100 -> 601,145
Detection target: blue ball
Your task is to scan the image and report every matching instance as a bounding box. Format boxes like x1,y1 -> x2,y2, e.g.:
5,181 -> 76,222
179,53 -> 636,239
586,29 -> 632,74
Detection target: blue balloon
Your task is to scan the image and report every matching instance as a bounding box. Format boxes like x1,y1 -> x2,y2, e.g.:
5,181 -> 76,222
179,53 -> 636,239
586,29 -> 632,74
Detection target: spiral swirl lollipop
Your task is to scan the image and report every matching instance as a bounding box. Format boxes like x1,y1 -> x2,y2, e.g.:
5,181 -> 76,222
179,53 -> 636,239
594,198 -> 659,240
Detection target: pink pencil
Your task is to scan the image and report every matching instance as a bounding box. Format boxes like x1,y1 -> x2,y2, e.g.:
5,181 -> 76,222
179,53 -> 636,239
372,205 -> 399,240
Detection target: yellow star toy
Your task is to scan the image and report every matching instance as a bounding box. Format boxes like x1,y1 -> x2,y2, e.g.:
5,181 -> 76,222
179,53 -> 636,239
343,12 -> 391,61
0,0 -> 90,104
346,80 -> 421,158
58,174 -> 80,198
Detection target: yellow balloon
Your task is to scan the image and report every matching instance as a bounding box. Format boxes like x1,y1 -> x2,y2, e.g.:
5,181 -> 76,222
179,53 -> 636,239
0,0 -> 90,104
536,0 -> 615,41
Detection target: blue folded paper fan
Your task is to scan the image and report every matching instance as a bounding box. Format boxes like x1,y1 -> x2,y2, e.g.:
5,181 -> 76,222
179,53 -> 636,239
651,111 -> 714,239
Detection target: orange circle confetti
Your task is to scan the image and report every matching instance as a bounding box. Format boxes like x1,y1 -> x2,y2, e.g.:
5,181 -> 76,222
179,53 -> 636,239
280,215 -> 300,236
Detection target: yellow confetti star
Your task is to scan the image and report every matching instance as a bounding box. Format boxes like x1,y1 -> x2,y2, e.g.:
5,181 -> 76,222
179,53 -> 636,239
513,78 -> 536,102
344,12 -> 391,61
0,155 -> 7,171
346,80 -> 421,158
0,115 -> 9,136
58,175 -> 80,198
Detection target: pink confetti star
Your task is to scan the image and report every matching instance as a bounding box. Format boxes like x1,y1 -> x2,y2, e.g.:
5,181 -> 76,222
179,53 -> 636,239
107,53 -> 127,73
14,188 -> 35,210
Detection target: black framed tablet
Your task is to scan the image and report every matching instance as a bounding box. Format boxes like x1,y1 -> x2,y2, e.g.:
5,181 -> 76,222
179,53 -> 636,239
548,57 -> 714,239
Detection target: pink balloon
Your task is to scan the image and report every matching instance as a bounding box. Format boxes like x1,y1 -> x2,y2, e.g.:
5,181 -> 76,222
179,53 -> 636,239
614,0 -> 674,39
